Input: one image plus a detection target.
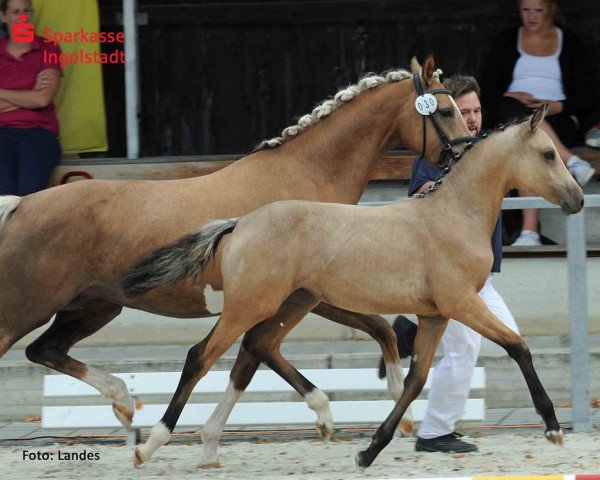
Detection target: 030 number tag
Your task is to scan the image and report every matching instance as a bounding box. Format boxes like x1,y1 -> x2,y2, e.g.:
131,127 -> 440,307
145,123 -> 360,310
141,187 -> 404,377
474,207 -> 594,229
415,94 -> 438,115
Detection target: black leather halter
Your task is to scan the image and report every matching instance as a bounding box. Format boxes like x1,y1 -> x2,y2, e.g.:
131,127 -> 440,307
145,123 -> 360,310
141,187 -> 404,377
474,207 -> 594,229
412,73 -> 479,168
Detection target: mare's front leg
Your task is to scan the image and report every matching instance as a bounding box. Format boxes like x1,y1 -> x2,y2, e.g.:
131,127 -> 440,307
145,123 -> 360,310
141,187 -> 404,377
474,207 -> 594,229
449,294 -> 563,444
356,316 -> 448,469
312,303 -> 413,435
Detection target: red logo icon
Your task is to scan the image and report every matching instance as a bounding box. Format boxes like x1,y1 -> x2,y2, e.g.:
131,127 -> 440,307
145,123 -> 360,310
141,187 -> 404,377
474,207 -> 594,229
12,14 -> 34,43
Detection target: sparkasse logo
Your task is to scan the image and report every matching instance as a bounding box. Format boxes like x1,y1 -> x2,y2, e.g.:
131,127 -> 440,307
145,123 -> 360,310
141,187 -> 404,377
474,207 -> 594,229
11,14 -> 34,43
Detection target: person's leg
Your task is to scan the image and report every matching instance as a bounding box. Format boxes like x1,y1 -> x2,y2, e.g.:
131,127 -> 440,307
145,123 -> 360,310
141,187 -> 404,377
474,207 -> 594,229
512,113 -> 592,246
540,119 -> 574,160
16,128 -> 61,196
511,188 -> 541,245
585,120 -> 600,148
544,116 -> 595,187
416,319 -> 480,452
488,96 -> 530,128
478,276 -> 520,357
492,99 -> 542,246
511,194 -> 541,245
0,129 -> 19,195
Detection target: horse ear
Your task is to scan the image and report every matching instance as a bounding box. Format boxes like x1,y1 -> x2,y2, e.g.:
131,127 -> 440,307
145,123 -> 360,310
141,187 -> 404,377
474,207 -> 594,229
422,54 -> 436,87
410,57 -> 422,74
529,104 -> 548,132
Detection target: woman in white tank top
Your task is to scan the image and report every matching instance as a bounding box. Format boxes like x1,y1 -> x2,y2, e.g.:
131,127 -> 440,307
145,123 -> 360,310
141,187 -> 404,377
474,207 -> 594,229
482,0 -> 596,246
508,27 -> 565,103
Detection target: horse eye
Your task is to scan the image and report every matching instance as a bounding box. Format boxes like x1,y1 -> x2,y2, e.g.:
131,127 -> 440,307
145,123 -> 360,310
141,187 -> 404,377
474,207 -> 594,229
543,151 -> 555,161
439,108 -> 453,118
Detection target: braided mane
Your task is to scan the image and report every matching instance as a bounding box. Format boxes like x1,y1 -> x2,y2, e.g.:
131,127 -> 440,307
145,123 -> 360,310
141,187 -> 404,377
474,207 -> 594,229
255,68 -> 427,151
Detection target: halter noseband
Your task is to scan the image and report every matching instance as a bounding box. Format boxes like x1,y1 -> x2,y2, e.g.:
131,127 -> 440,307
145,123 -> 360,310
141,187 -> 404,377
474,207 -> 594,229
412,73 -> 479,169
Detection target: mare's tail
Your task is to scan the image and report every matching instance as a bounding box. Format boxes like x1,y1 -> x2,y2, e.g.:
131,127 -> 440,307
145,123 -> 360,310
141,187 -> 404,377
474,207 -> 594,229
121,218 -> 238,297
0,196 -> 22,231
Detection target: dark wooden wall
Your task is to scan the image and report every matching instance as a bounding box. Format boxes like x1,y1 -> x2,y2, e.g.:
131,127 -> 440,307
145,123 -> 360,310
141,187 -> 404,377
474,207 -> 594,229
97,0 -> 600,157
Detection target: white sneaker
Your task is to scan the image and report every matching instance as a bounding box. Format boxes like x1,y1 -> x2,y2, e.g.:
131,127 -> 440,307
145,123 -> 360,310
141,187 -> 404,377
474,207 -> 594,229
585,127 -> 600,149
511,230 -> 542,246
567,156 -> 595,187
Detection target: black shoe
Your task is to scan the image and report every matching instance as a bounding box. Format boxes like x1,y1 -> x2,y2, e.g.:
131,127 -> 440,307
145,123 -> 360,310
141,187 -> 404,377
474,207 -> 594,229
415,433 -> 478,453
378,315 -> 417,378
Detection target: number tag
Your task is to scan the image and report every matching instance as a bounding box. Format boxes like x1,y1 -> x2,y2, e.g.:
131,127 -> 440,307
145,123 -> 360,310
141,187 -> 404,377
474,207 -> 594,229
415,93 -> 438,116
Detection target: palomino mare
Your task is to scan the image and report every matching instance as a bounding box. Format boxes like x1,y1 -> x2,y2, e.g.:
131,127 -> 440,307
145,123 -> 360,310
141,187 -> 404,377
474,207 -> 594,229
122,106 -> 584,468
0,57 -> 472,448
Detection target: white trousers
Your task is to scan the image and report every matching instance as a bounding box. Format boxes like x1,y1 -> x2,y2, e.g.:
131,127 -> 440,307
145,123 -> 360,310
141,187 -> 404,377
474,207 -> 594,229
417,275 -> 519,439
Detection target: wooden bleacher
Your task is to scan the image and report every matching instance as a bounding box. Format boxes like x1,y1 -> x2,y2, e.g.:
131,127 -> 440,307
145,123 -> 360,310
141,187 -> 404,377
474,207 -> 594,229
49,146 -> 600,187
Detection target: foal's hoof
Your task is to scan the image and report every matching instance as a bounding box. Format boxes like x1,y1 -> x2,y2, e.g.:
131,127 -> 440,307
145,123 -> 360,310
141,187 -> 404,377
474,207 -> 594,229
316,422 -> 333,442
544,429 -> 564,446
397,419 -> 413,437
133,447 -> 145,468
112,401 -> 134,429
199,462 -> 221,469
355,450 -> 371,470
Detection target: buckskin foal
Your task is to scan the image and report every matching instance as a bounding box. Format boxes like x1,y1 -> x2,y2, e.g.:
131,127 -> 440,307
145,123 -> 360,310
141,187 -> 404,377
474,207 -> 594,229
123,106 -> 582,467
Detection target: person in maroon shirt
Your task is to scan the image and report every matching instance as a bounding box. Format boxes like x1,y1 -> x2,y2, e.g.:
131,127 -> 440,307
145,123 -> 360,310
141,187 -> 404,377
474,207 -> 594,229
0,0 -> 62,196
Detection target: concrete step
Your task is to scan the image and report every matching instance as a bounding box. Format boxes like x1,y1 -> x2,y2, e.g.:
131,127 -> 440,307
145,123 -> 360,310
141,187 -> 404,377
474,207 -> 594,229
2,338 -> 599,423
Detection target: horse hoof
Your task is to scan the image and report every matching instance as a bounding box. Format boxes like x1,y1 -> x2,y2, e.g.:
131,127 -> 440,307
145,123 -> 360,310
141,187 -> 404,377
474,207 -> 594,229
544,429 -> 564,446
113,402 -> 134,429
355,451 -> 371,470
199,462 -> 221,469
133,447 -> 145,468
397,420 -> 413,437
316,422 -> 333,442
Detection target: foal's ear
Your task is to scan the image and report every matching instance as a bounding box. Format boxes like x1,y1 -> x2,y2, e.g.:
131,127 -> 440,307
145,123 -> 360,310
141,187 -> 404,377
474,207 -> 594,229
410,57 -> 422,75
422,54 -> 437,87
529,104 -> 548,132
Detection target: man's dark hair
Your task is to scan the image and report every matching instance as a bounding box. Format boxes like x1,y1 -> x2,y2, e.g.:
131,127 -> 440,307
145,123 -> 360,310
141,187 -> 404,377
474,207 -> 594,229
443,75 -> 481,99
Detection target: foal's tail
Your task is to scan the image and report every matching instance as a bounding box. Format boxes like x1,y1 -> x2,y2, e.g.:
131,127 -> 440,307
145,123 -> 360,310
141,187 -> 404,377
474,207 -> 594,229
0,196 -> 22,231
121,218 -> 238,297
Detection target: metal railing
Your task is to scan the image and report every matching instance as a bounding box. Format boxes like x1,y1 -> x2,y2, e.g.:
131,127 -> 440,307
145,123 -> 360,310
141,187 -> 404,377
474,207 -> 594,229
360,194 -> 600,432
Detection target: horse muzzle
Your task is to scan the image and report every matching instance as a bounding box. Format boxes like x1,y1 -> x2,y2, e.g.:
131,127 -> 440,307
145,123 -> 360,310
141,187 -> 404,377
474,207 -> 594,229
560,189 -> 584,215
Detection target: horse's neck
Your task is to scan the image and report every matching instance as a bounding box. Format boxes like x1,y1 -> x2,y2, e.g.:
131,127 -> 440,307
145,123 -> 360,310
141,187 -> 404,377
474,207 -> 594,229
279,82 -> 411,203
435,133 -> 514,234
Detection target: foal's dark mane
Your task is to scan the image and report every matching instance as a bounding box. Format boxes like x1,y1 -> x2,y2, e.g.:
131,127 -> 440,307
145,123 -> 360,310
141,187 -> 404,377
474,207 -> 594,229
414,116 -> 530,198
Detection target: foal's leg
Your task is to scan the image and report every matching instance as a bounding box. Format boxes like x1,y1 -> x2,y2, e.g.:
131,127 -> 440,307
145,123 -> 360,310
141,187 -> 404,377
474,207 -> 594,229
200,344 -> 260,468
25,300 -> 135,427
450,294 -> 563,444
200,303 -> 412,468
356,316 -> 448,469
312,303 -> 413,435
201,324 -> 332,469
200,290 -> 320,468
135,320 -> 244,467
242,318 -> 333,436
134,304 -> 279,467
